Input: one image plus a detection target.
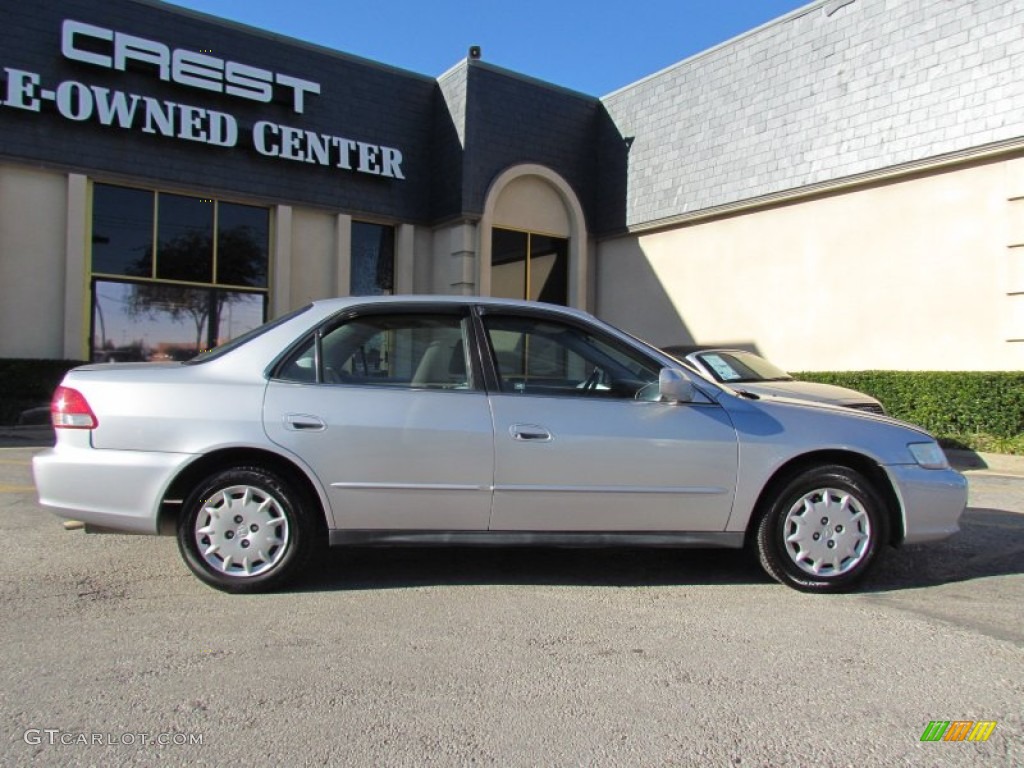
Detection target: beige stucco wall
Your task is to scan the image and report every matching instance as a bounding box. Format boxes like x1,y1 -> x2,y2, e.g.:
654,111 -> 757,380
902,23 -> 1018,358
289,207 -> 340,307
596,157 -> 1024,372
492,176 -> 571,235
0,165 -> 69,359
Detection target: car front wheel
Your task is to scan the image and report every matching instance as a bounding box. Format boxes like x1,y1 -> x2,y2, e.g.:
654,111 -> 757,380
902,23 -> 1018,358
755,464 -> 888,592
177,466 -> 317,593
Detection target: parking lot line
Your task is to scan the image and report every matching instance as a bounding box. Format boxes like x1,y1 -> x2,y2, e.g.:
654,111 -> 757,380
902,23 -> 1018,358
0,485 -> 35,493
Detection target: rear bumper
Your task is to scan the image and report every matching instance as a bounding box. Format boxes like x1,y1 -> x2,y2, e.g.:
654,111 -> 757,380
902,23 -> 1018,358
32,445 -> 194,534
885,464 -> 968,545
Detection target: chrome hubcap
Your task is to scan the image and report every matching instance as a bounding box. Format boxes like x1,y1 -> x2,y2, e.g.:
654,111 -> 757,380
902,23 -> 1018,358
193,485 -> 289,577
783,487 -> 870,577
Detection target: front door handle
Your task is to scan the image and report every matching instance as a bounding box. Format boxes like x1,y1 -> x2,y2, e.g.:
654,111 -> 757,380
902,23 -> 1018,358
284,413 -> 326,432
509,423 -> 552,442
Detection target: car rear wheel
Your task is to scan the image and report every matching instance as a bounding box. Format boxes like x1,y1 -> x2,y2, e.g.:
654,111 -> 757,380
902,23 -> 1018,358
755,464 -> 888,592
177,466 -> 317,593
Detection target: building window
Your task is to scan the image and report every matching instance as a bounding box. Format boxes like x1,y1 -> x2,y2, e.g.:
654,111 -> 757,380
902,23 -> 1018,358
90,183 -> 269,362
351,221 -> 395,295
491,227 -> 568,305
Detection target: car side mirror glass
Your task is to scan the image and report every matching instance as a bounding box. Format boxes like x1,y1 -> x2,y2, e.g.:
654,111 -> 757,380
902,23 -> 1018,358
659,367 -> 695,404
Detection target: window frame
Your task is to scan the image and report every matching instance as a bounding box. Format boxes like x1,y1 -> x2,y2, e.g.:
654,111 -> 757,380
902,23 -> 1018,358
269,304 -> 487,393
473,306 -> 664,401
350,220 -> 396,297
88,181 -> 271,362
490,226 -> 569,305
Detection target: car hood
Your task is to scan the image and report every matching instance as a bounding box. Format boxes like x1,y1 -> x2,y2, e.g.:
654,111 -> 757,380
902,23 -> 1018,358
727,379 -> 881,407
713,387 -> 935,469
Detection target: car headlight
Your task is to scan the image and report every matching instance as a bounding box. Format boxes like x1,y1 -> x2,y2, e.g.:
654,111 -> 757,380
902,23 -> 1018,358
908,442 -> 949,470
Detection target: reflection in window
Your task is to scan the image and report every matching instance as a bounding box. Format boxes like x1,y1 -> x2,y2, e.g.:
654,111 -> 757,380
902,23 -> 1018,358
156,193 -> 214,283
89,183 -> 270,362
491,228 -> 568,305
351,222 -> 395,295
92,184 -> 154,278
218,203 -> 269,287
91,280 -> 266,362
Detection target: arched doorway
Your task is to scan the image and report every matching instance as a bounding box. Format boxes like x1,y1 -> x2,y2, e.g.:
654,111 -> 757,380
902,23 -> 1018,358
479,165 -> 588,309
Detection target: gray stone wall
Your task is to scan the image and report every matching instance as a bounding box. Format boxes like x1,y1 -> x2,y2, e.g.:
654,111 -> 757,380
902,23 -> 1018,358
431,62 -> 469,222
602,0 -> 1024,228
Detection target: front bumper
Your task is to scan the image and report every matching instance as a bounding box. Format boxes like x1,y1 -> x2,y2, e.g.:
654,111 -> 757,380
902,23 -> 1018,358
884,464 -> 968,545
33,444 -> 195,534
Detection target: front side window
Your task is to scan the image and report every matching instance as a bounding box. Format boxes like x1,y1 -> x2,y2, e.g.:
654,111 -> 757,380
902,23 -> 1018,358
482,314 -> 660,399
90,183 -> 269,362
277,312 -> 473,391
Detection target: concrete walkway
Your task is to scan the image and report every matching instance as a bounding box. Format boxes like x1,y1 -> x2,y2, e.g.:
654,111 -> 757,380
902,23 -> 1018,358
946,449 -> 1024,478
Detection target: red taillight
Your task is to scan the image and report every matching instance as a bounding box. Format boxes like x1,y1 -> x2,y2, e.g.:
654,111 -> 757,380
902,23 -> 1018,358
51,386 -> 98,429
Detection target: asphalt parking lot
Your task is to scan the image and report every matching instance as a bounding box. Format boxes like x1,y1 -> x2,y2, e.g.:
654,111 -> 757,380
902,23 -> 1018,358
1,446 -> 1022,766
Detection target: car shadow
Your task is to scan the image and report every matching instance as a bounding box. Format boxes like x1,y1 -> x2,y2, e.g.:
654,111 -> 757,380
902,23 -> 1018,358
286,507 -> 1024,594
861,506 -> 1024,592
294,546 -> 768,592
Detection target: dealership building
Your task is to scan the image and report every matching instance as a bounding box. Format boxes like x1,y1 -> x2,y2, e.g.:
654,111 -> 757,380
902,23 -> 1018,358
1,0 -> 1022,370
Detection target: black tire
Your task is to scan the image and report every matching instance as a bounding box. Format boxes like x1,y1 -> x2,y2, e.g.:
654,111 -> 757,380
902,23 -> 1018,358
755,464 -> 888,593
177,466 -> 319,593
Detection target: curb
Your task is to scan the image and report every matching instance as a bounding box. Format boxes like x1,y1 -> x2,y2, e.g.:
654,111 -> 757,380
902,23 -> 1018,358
946,449 -> 1024,478
0,427 -> 54,449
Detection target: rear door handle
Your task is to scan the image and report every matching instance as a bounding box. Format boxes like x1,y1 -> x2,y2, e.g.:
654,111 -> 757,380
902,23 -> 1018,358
284,414 -> 326,432
509,423 -> 552,442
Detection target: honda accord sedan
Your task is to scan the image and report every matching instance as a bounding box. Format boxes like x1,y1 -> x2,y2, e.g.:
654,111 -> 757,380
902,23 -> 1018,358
33,297 -> 966,593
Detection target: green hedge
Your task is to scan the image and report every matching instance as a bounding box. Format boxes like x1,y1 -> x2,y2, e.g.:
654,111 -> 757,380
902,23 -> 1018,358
795,371 -> 1024,455
0,359 -> 86,425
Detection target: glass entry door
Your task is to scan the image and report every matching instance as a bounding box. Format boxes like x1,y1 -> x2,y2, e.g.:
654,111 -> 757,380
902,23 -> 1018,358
491,228 -> 568,305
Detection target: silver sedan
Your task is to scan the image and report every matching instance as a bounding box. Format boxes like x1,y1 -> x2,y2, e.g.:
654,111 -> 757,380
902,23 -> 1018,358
33,297 -> 966,593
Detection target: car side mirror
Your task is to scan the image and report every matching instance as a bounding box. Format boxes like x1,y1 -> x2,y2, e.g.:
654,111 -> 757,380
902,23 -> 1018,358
659,368 -> 695,404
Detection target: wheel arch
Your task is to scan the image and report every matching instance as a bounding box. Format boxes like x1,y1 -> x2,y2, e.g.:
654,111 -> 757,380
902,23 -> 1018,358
157,447 -> 330,536
745,449 -> 904,549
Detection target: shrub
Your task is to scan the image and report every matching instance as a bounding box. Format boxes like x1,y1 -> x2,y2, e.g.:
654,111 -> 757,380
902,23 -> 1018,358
795,371 -> 1024,454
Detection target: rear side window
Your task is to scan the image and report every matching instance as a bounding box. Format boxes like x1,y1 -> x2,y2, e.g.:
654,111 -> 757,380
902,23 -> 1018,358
275,312 -> 474,390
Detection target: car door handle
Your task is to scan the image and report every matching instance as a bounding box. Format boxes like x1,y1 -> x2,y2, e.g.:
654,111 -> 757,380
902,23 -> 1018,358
509,423 -> 552,442
284,414 -> 326,432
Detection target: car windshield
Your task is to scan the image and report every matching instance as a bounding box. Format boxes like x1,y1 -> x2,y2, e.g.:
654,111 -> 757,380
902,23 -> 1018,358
695,351 -> 793,383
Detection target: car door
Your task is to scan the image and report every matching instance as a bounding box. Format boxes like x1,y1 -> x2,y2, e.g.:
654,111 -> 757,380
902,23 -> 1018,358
263,306 -> 494,531
480,310 -> 739,532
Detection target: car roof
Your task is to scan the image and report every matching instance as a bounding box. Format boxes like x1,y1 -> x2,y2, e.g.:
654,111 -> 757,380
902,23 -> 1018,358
307,295 -> 601,322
